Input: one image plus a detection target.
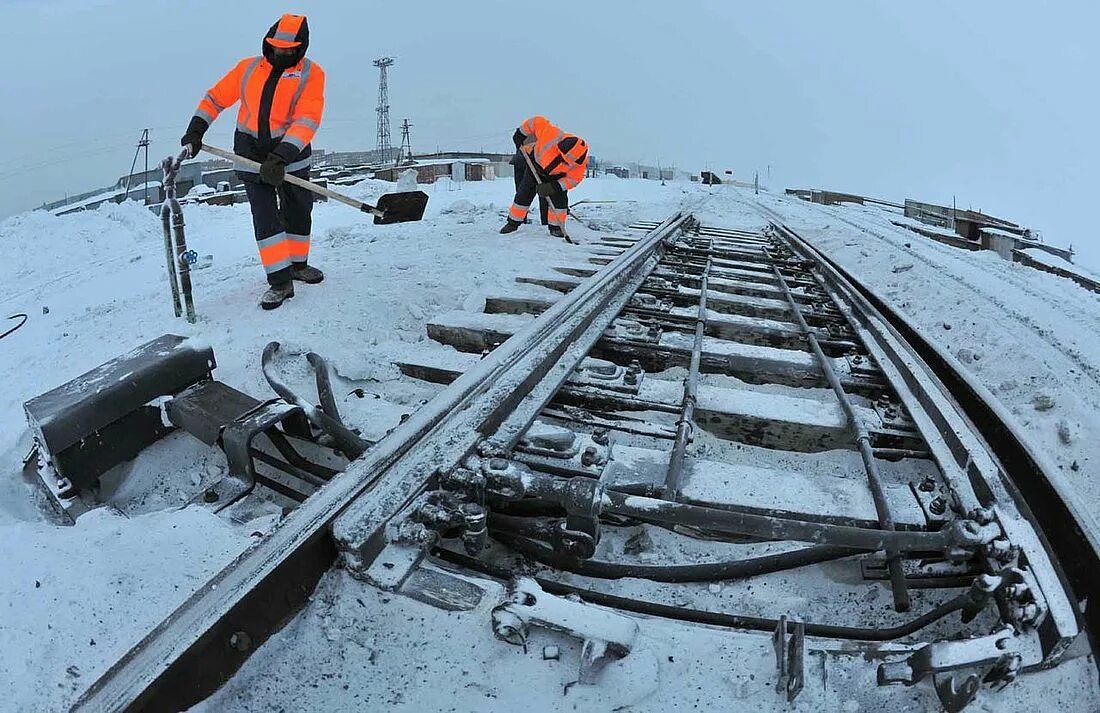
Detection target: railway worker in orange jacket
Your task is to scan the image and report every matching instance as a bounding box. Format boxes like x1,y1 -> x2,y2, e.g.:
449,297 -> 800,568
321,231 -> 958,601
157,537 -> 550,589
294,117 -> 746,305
180,13 -> 326,309
500,116 -> 589,240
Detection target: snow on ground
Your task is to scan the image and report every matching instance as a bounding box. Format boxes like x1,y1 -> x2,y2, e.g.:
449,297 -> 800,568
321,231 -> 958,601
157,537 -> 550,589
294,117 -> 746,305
0,507 -> 250,711
2,174 -> 1099,711
1020,246 -> 1100,282
198,565 -> 1098,713
0,174 -> 708,711
189,187 -> 1100,713
740,189 -> 1100,538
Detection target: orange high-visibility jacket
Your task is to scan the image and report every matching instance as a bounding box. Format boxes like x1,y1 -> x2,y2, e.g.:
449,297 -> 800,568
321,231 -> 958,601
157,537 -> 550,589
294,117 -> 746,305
518,116 -> 589,191
193,16 -> 325,174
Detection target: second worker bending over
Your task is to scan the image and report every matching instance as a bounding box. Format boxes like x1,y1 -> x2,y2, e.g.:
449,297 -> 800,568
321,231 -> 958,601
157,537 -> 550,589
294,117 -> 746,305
501,115 -> 589,240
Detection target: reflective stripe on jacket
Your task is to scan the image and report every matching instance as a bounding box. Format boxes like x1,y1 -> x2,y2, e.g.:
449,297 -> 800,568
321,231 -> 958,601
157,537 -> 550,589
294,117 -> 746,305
194,55 -> 325,165
518,115 -> 589,192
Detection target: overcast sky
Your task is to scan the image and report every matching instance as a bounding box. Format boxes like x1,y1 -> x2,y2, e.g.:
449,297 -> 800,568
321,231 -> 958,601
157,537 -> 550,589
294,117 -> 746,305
1,1 -> 1097,266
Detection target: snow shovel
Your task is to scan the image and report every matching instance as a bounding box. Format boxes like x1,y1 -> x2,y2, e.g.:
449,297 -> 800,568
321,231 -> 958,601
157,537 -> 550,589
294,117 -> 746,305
517,144 -> 577,245
200,144 -> 428,225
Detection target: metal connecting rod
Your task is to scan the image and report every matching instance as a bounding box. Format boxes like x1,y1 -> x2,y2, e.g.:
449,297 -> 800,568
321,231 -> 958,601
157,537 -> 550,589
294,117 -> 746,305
601,490 -> 969,553
765,245 -> 910,612
664,229 -> 712,498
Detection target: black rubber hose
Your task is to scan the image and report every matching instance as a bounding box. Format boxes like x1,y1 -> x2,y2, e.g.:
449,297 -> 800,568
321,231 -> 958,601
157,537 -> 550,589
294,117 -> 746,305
492,532 -> 862,583
431,547 -> 973,642
261,342 -> 369,460
306,352 -> 342,425
0,313 -> 27,340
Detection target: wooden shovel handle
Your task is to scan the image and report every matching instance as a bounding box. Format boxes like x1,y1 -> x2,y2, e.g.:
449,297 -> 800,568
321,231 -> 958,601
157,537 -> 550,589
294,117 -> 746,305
200,143 -> 383,216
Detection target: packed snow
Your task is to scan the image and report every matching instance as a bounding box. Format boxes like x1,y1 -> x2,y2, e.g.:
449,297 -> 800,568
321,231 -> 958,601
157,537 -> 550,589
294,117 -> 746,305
2,173 -> 1099,711
747,192 -> 1100,538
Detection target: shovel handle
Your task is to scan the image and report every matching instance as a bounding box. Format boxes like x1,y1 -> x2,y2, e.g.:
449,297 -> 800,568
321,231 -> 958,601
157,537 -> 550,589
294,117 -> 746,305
199,143 -> 384,217
518,145 -> 544,187
518,145 -> 573,241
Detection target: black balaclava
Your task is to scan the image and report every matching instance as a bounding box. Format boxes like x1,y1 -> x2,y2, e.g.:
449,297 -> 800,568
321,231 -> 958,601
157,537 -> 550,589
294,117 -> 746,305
262,16 -> 310,70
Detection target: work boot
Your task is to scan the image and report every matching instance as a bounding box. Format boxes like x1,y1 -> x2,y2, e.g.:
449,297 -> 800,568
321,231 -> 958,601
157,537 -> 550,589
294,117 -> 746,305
499,219 -> 521,234
260,282 -> 294,310
291,264 -> 324,284
548,225 -> 565,238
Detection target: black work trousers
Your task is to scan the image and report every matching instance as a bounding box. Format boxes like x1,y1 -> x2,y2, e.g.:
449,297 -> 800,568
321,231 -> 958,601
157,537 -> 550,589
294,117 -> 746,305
244,172 -> 313,286
510,150 -> 567,228
511,149 -> 554,224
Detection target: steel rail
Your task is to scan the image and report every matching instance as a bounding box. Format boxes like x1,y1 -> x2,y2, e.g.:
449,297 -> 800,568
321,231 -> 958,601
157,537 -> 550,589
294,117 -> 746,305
74,213 -> 693,712
331,213 -> 696,557
764,245 -> 910,612
741,202 -> 1082,663
760,213 -> 1094,669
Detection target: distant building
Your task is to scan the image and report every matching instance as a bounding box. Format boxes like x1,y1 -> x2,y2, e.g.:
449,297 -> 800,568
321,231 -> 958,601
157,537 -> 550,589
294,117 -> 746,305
373,158 -> 494,184
45,158 -> 239,216
316,148 -> 401,167
413,151 -> 514,179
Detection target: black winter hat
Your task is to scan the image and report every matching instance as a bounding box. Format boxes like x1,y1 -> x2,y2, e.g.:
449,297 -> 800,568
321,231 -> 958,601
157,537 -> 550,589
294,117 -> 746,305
262,14 -> 309,67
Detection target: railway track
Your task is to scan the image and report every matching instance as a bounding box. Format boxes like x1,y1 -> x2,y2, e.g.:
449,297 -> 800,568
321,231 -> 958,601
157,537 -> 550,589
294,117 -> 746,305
817,205 -> 1100,392
73,211 -> 1097,712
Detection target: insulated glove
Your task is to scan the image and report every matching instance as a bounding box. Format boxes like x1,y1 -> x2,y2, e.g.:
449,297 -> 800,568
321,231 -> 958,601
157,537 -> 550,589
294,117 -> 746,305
180,116 -> 209,159
512,128 -> 526,149
259,154 -> 287,186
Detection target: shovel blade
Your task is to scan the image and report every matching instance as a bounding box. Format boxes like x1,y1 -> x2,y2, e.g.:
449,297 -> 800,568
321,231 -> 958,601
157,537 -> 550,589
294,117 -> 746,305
374,190 -> 429,224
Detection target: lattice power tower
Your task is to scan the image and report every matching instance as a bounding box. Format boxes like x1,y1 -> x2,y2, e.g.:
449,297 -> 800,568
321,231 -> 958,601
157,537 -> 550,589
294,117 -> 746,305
373,57 -> 395,155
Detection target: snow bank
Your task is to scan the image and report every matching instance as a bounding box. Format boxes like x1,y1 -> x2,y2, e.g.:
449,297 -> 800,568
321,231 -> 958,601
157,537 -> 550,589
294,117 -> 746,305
0,200 -> 161,307
1019,247 -> 1100,282
0,506 -> 249,712
752,191 -> 1100,523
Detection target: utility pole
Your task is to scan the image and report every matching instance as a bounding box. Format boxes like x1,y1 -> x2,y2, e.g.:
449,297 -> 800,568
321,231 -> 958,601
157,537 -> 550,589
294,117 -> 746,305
373,57 -> 395,160
124,128 -> 151,204
398,118 -> 413,165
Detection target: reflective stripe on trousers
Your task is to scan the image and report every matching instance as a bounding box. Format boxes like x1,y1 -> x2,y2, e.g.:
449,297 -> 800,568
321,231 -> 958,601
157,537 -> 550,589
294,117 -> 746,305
257,232 -> 293,274
256,233 -> 310,274
245,180 -> 314,285
547,207 -> 568,227
508,202 -> 529,221
286,233 -> 310,263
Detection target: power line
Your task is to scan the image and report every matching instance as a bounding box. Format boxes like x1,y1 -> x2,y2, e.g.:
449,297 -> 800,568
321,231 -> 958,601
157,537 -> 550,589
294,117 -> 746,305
0,145 -> 139,184
0,124 -> 181,169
